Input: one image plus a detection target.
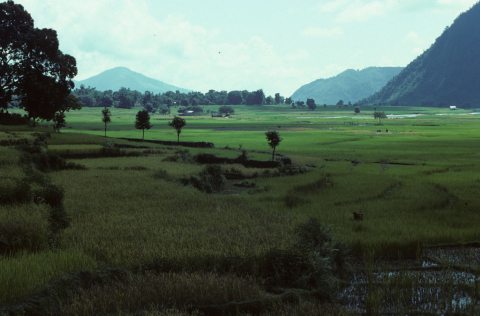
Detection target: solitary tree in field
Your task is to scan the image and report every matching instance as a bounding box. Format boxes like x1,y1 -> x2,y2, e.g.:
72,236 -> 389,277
354,107 -> 360,114
265,131 -> 282,161
53,112 -> 66,132
168,116 -> 186,144
135,110 -> 153,140
307,98 -> 317,111
102,107 -> 111,137
374,111 -> 387,124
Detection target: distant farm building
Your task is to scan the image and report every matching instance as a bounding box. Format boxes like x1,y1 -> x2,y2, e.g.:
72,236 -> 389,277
450,106 -> 457,110
180,111 -> 195,116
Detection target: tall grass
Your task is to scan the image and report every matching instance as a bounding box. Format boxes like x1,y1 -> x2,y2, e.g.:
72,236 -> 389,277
56,272 -> 263,316
0,250 -> 97,305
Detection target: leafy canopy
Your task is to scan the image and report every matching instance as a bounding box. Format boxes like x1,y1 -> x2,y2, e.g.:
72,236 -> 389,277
0,0 -> 78,120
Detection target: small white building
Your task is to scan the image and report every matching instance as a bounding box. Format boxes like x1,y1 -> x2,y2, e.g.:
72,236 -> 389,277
450,106 -> 457,110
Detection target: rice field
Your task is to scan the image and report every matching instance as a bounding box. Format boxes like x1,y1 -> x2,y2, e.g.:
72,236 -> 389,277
1,105 -> 479,314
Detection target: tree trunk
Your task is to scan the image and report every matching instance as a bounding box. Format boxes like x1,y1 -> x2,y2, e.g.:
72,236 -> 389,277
177,131 -> 180,144
142,128 -> 145,141
104,123 -> 107,137
272,147 -> 276,161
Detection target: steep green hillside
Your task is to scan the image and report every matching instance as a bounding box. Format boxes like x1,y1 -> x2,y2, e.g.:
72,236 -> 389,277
290,67 -> 403,105
73,67 -> 191,94
360,2 -> 480,108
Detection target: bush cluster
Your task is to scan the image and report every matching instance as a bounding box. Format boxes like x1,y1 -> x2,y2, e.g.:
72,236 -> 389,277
182,165 -> 227,193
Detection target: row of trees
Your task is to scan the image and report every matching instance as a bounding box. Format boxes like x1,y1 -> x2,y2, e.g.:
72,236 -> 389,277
73,86 -> 290,110
101,107 -> 282,160
102,108 -> 186,142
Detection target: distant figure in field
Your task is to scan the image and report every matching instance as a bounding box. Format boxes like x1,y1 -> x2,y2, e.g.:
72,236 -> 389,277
353,212 -> 364,221
386,128 -> 389,133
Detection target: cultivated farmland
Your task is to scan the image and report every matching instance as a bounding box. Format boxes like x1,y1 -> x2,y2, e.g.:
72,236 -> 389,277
1,105 -> 479,315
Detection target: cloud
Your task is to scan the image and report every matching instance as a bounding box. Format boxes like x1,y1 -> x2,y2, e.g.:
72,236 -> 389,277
335,1 -> 394,23
318,0 -> 349,12
404,31 -> 424,45
411,48 -> 424,56
14,0 -> 318,95
437,0 -> 478,7
301,27 -> 343,38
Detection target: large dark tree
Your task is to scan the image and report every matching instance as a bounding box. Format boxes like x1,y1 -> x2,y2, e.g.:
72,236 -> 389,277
265,131 -> 282,161
0,1 -> 78,121
134,110 -> 152,140
168,116 -> 186,144
227,91 -> 243,105
307,98 -> 316,111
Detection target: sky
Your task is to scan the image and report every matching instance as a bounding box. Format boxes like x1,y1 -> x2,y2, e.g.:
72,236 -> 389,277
14,0 -> 480,96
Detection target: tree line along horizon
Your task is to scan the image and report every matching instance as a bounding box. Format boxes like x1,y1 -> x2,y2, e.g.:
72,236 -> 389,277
72,85 -> 366,114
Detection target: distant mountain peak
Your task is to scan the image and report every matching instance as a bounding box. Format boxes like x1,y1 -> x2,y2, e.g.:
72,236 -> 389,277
290,66 -> 403,105
73,67 -> 190,94
359,2 -> 480,107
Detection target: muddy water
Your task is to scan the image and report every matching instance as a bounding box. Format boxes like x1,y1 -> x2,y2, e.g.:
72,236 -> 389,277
341,246 -> 480,314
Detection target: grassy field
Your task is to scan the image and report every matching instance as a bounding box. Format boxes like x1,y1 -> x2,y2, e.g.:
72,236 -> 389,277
1,104 -> 479,315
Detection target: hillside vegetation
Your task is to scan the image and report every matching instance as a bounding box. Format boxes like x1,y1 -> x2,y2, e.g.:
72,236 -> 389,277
360,1 -> 480,107
290,67 -> 403,105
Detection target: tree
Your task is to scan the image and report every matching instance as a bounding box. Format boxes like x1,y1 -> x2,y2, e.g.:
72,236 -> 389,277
227,91 -> 243,105
265,96 -> 273,105
275,93 -> 284,104
285,97 -> 292,105
53,112 -> 66,132
101,107 -> 111,137
218,106 -> 235,115
98,95 -> 113,108
168,117 -> 186,144
337,100 -> 344,106
374,111 -> 387,124
265,131 -> 282,161
354,107 -> 360,114
307,98 -> 317,111
134,110 -> 152,140
0,1 -> 78,121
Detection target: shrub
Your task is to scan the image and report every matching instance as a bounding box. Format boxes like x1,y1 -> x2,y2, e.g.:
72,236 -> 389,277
261,218 -> 352,298
153,169 -> 168,180
183,165 -> 226,193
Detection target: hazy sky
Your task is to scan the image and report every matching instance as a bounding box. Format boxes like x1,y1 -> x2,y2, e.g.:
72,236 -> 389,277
14,0 -> 479,96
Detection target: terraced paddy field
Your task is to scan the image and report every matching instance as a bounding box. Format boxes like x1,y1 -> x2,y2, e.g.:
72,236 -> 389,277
1,105 -> 479,315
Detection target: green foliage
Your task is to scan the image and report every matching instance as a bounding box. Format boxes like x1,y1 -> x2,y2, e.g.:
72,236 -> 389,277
101,107 -> 111,137
265,131 -> 282,161
307,98 -> 316,110
184,165 -> 227,193
134,110 -> 153,140
218,106 -> 235,114
168,116 -> 186,143
0,1 -> 78,120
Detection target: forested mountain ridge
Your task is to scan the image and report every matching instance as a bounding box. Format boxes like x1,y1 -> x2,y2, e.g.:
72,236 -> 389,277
290,67 -> 403,105
359,1 -> 480,107
73,67 -> 191,94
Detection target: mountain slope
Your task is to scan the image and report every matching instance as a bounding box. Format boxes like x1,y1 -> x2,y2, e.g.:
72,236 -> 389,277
290,67 -> 403,105
360,2 -> 480,107
73,67 -> 190,94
